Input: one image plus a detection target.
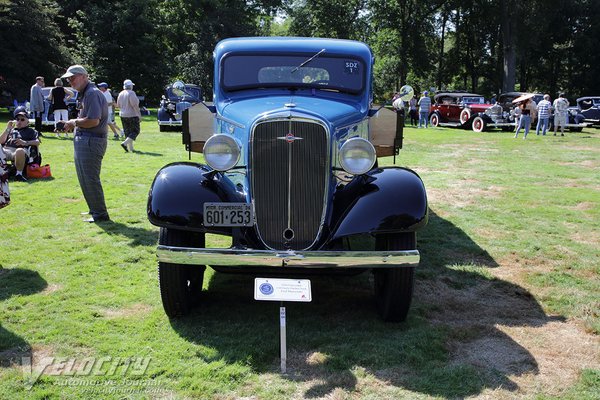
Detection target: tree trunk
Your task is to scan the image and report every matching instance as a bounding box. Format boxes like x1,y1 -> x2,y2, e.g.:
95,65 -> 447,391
501,0 -> 516,92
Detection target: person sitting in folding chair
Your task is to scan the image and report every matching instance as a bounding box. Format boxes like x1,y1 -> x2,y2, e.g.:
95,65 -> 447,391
0,106 -> 41,182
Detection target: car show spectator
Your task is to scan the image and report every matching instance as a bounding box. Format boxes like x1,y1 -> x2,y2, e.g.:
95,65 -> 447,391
116,79 -> 141,152
418,91 -> 431,128
514,98 -> 537,139
0,107 -> 41,182
61,64 -> 110,223
47,78 -> 74,137
553,93 -> 569,136
536,94 -> 551,136
30,76 -> 45,134
98,82 -> 124,140
409,95 -> 418,126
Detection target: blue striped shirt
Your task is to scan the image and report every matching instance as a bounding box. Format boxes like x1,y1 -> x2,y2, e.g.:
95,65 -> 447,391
418,96 -> 431,113
537,99 -> 551,118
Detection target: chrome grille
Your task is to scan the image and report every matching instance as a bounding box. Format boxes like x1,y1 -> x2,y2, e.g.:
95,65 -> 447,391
251,119 -> 328,250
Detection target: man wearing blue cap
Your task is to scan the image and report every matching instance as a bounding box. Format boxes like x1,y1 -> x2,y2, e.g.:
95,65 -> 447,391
61,64 -> 110,223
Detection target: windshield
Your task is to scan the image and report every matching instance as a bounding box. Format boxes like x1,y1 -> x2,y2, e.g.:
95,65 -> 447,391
222,54 -> 365,94
462,96 -> 485,104
166,86 -> 201,102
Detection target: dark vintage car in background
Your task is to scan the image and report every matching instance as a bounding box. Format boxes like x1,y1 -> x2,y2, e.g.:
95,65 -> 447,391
428,91 -> 491,129
147,37 -> 428,322
574,96 -> 600,127
157,83 -> 202,131
470,92 -> 543,132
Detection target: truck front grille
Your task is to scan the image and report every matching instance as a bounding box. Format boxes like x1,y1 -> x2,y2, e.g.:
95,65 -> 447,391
251,119 -> 328,250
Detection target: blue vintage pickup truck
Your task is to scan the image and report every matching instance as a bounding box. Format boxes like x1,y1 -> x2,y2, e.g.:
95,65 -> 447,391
147,37 -> 428,322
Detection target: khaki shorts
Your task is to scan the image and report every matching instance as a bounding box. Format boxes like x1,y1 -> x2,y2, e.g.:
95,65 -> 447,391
554,113 -> 567,126
2,146 -> 19,162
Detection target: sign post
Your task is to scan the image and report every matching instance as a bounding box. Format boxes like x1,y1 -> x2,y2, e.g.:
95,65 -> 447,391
254,278 -> 312,374
280,304 -> 286,373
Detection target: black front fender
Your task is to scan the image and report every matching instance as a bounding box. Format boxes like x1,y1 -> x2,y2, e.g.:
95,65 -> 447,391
329,167 -> 428,241
147,162 -> 245,232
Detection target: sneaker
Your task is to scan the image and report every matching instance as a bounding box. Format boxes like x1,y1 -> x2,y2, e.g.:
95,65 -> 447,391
15,174 -> 27,182
113,134 -> 120,140
84,215 -> 111,223
120,142 -> 129,152
561,133 -> 564,136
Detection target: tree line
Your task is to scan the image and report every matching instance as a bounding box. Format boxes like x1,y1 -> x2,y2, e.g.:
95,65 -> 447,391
1,0 -> 599,105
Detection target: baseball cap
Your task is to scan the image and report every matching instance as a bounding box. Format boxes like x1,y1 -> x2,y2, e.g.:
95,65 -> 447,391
123,79 -> 135,88
13,106 -> 28,118
98,82 -> 109,88
61,65 -> 88,78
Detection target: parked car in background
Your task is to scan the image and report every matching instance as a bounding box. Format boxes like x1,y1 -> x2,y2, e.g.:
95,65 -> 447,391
27,87 -> 79,130
471,92 -> 543,132
147,37 -> 428,322
428,91 -> 491,128
157,83 -> 202,131
574,96 -> 600,127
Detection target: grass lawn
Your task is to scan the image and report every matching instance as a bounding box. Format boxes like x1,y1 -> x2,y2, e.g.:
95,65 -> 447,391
1,110 -> 598,399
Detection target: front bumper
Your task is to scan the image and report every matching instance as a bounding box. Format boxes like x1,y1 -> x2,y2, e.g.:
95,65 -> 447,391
157,246 -> 420,269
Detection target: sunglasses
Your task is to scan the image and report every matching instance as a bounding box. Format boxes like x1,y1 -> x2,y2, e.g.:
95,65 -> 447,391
16,117 -> 28,122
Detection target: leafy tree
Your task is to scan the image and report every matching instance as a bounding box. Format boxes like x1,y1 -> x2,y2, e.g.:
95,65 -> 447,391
0,0 -> 69,100
68,0 -> 169,102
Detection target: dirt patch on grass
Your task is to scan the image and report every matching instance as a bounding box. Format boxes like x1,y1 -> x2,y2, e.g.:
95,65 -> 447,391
99,303 -> 153,319
41,283 -> 63,295
428,181 -> 504,208
416,262 -> 600,398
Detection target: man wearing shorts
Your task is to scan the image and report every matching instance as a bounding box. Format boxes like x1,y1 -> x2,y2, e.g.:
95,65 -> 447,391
553,93 -> 569,136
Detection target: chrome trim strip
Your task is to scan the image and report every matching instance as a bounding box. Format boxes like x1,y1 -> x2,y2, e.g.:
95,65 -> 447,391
216,115 -> 245,129
157,246 -> 420,268
158,121 -> 183,126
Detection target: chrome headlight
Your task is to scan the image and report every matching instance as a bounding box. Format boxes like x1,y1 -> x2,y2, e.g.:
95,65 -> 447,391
203,134 -> 241,171
339,137 -> 376,175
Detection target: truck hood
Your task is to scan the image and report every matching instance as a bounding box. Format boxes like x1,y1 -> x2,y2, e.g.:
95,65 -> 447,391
220,94 -> 365,129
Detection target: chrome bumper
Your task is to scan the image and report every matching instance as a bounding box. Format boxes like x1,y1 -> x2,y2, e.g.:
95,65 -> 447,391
158,120 -> 182,126
157,246 -> 420,269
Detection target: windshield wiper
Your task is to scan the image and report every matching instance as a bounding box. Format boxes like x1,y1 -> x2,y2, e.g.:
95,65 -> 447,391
291,49 -> 326,73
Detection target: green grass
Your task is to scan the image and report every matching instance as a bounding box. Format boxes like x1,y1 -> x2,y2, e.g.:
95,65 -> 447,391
1,111 -> 598,399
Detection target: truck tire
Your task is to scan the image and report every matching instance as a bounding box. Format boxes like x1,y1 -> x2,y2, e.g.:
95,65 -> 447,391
158,228 -> 205,317
373,232 -> 416,322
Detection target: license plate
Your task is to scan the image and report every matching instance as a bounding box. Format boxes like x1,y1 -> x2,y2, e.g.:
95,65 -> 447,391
203,203 -> 253,227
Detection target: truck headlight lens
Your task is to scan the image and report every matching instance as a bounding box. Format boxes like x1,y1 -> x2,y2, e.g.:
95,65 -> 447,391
203,134 -> 241,171
339,137 -> 376,175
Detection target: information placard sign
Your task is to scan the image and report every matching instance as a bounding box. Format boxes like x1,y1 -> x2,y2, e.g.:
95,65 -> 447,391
254,278 -> 312,302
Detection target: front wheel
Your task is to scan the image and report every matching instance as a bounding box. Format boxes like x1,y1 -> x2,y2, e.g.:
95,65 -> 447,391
472,116 -> 486,132
158,228 -> 206,317
373,232 -> 416,322
430,113 -> 440,127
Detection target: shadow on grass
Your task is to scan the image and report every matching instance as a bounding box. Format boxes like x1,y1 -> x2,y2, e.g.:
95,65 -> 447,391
0,268 -> 47,368
96,220 -> 157,247
130,150 -> 163,157
167,210 -> 562,398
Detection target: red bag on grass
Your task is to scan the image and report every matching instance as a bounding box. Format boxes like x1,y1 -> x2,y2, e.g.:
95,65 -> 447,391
26,163 -> 52,179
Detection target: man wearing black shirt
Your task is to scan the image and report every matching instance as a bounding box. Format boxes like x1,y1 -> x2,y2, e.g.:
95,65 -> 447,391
0,108 -> 40,182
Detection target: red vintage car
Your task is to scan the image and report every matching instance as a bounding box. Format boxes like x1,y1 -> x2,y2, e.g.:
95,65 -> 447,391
428,92 -> 492,128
